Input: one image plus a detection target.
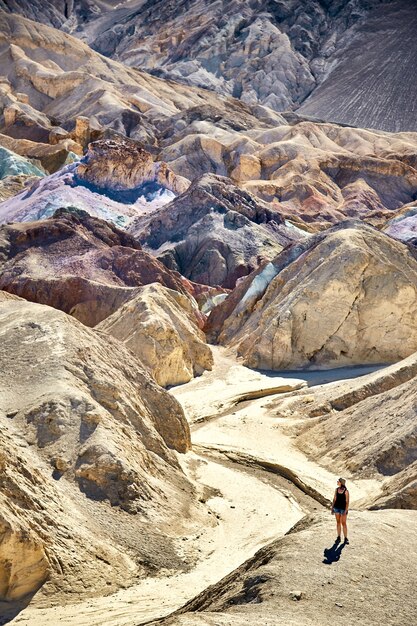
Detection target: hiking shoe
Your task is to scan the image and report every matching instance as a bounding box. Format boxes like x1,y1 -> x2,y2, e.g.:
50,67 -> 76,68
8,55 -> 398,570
344,538 -> 349,545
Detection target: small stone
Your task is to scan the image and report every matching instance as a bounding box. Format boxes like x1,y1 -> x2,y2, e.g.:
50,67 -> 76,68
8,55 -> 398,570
290,591 -> 303,601
335,602 -> 343,608
52,457 -> 69,472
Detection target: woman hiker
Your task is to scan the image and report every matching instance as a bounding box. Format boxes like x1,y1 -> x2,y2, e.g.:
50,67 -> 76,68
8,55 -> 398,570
331,477 -> 349,544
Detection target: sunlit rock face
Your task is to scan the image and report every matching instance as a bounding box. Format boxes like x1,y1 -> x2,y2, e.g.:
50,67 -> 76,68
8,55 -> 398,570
211,222 -> 417,370
0,295 -> 199,602
97,282 -> 213,387
75,138 -> 189,196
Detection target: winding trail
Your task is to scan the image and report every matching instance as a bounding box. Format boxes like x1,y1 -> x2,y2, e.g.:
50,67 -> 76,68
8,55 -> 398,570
11,347 -> 380,626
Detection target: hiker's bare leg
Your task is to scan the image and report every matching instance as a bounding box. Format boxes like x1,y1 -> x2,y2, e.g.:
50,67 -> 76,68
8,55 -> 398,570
335,513 -> 342,538
341,513 -> 348,540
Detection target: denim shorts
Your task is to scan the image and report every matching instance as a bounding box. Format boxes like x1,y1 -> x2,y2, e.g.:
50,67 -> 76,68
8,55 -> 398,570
333,508 -> 346,515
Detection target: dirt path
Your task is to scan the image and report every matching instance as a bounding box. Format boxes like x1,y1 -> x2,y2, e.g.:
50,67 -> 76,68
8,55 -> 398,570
11,451 -> 304,626
11,347 -> 380,625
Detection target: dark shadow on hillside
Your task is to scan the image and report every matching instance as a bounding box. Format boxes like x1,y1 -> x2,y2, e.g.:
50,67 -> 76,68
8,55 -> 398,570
323,538 -> 346,564
73,177 -> 171,204
0,595 -> 35,625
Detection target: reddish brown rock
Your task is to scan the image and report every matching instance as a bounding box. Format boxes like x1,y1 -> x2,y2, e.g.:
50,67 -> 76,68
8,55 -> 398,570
133,173 -> 303,288
0,208 -> 195,326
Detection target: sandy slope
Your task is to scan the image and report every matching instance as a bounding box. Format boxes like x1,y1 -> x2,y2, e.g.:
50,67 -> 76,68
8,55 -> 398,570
10,450 -> 303,625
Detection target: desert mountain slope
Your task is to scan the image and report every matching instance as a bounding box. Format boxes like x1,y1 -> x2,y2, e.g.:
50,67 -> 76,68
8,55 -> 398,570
133,173 -> 304,288
0,209 -> 195,326
1,11 -> 417,236
5,0 -> 416,132
2,119 -> 417,236
0,10 -> 280,146
97,283 -> 213,387
156,510 -> 417,626
299,0 -> 417,132
0,297 -> 201,608
211,221 -> 417,369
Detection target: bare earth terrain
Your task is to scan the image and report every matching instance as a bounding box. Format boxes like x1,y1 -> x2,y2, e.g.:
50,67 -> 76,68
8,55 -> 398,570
0,3 -> 416,625
7,346 -> 415,626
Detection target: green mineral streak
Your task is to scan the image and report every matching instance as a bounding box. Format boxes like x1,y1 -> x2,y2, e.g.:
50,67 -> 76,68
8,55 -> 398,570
0,147 -> 45,179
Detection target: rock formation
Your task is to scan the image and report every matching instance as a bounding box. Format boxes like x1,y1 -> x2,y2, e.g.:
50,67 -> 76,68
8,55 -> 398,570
1,11 -> 416,238
0,146 -> 44,179
211,222 -> 417,369
0,132 -> 80,173
97,283 -> 213,387
0,209 -> 195,326
133,173 -> 304,288
382,205 -> 417,247
0,3 -> 416,625
3,118 -> 416,236
76,138 -> 189,196
298,0 -> 417,133
0,10 -> 243,146
6,1 -> 416,133
0,296 -> 200,606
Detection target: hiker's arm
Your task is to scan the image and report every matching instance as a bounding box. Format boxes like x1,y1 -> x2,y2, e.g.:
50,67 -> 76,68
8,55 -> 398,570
331,489 -> 337,509
345,490 -> 350,514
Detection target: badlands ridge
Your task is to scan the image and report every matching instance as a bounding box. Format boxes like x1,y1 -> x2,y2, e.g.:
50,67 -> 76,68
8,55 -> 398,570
0,3 -> 416,626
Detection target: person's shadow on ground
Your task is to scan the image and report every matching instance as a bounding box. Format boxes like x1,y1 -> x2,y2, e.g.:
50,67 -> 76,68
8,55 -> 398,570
323,539 -> 346,565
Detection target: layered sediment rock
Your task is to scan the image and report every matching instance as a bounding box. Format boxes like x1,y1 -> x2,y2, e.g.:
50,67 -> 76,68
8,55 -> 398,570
1,11 -> 416,236
97,283 -> 213,387
0,297 -> 197,603
0,10 -> 241,145
134,173 -> 305,288
76,138 -> 189,195
212,222 -> 417,369
0,209 -> 194,326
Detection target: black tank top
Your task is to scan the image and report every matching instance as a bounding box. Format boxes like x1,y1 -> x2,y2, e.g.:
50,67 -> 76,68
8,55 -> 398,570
335,487 -> 347,509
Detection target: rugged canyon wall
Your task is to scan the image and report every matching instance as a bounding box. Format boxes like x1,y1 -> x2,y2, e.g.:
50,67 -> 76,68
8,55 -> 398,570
211,222 -> 417,369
